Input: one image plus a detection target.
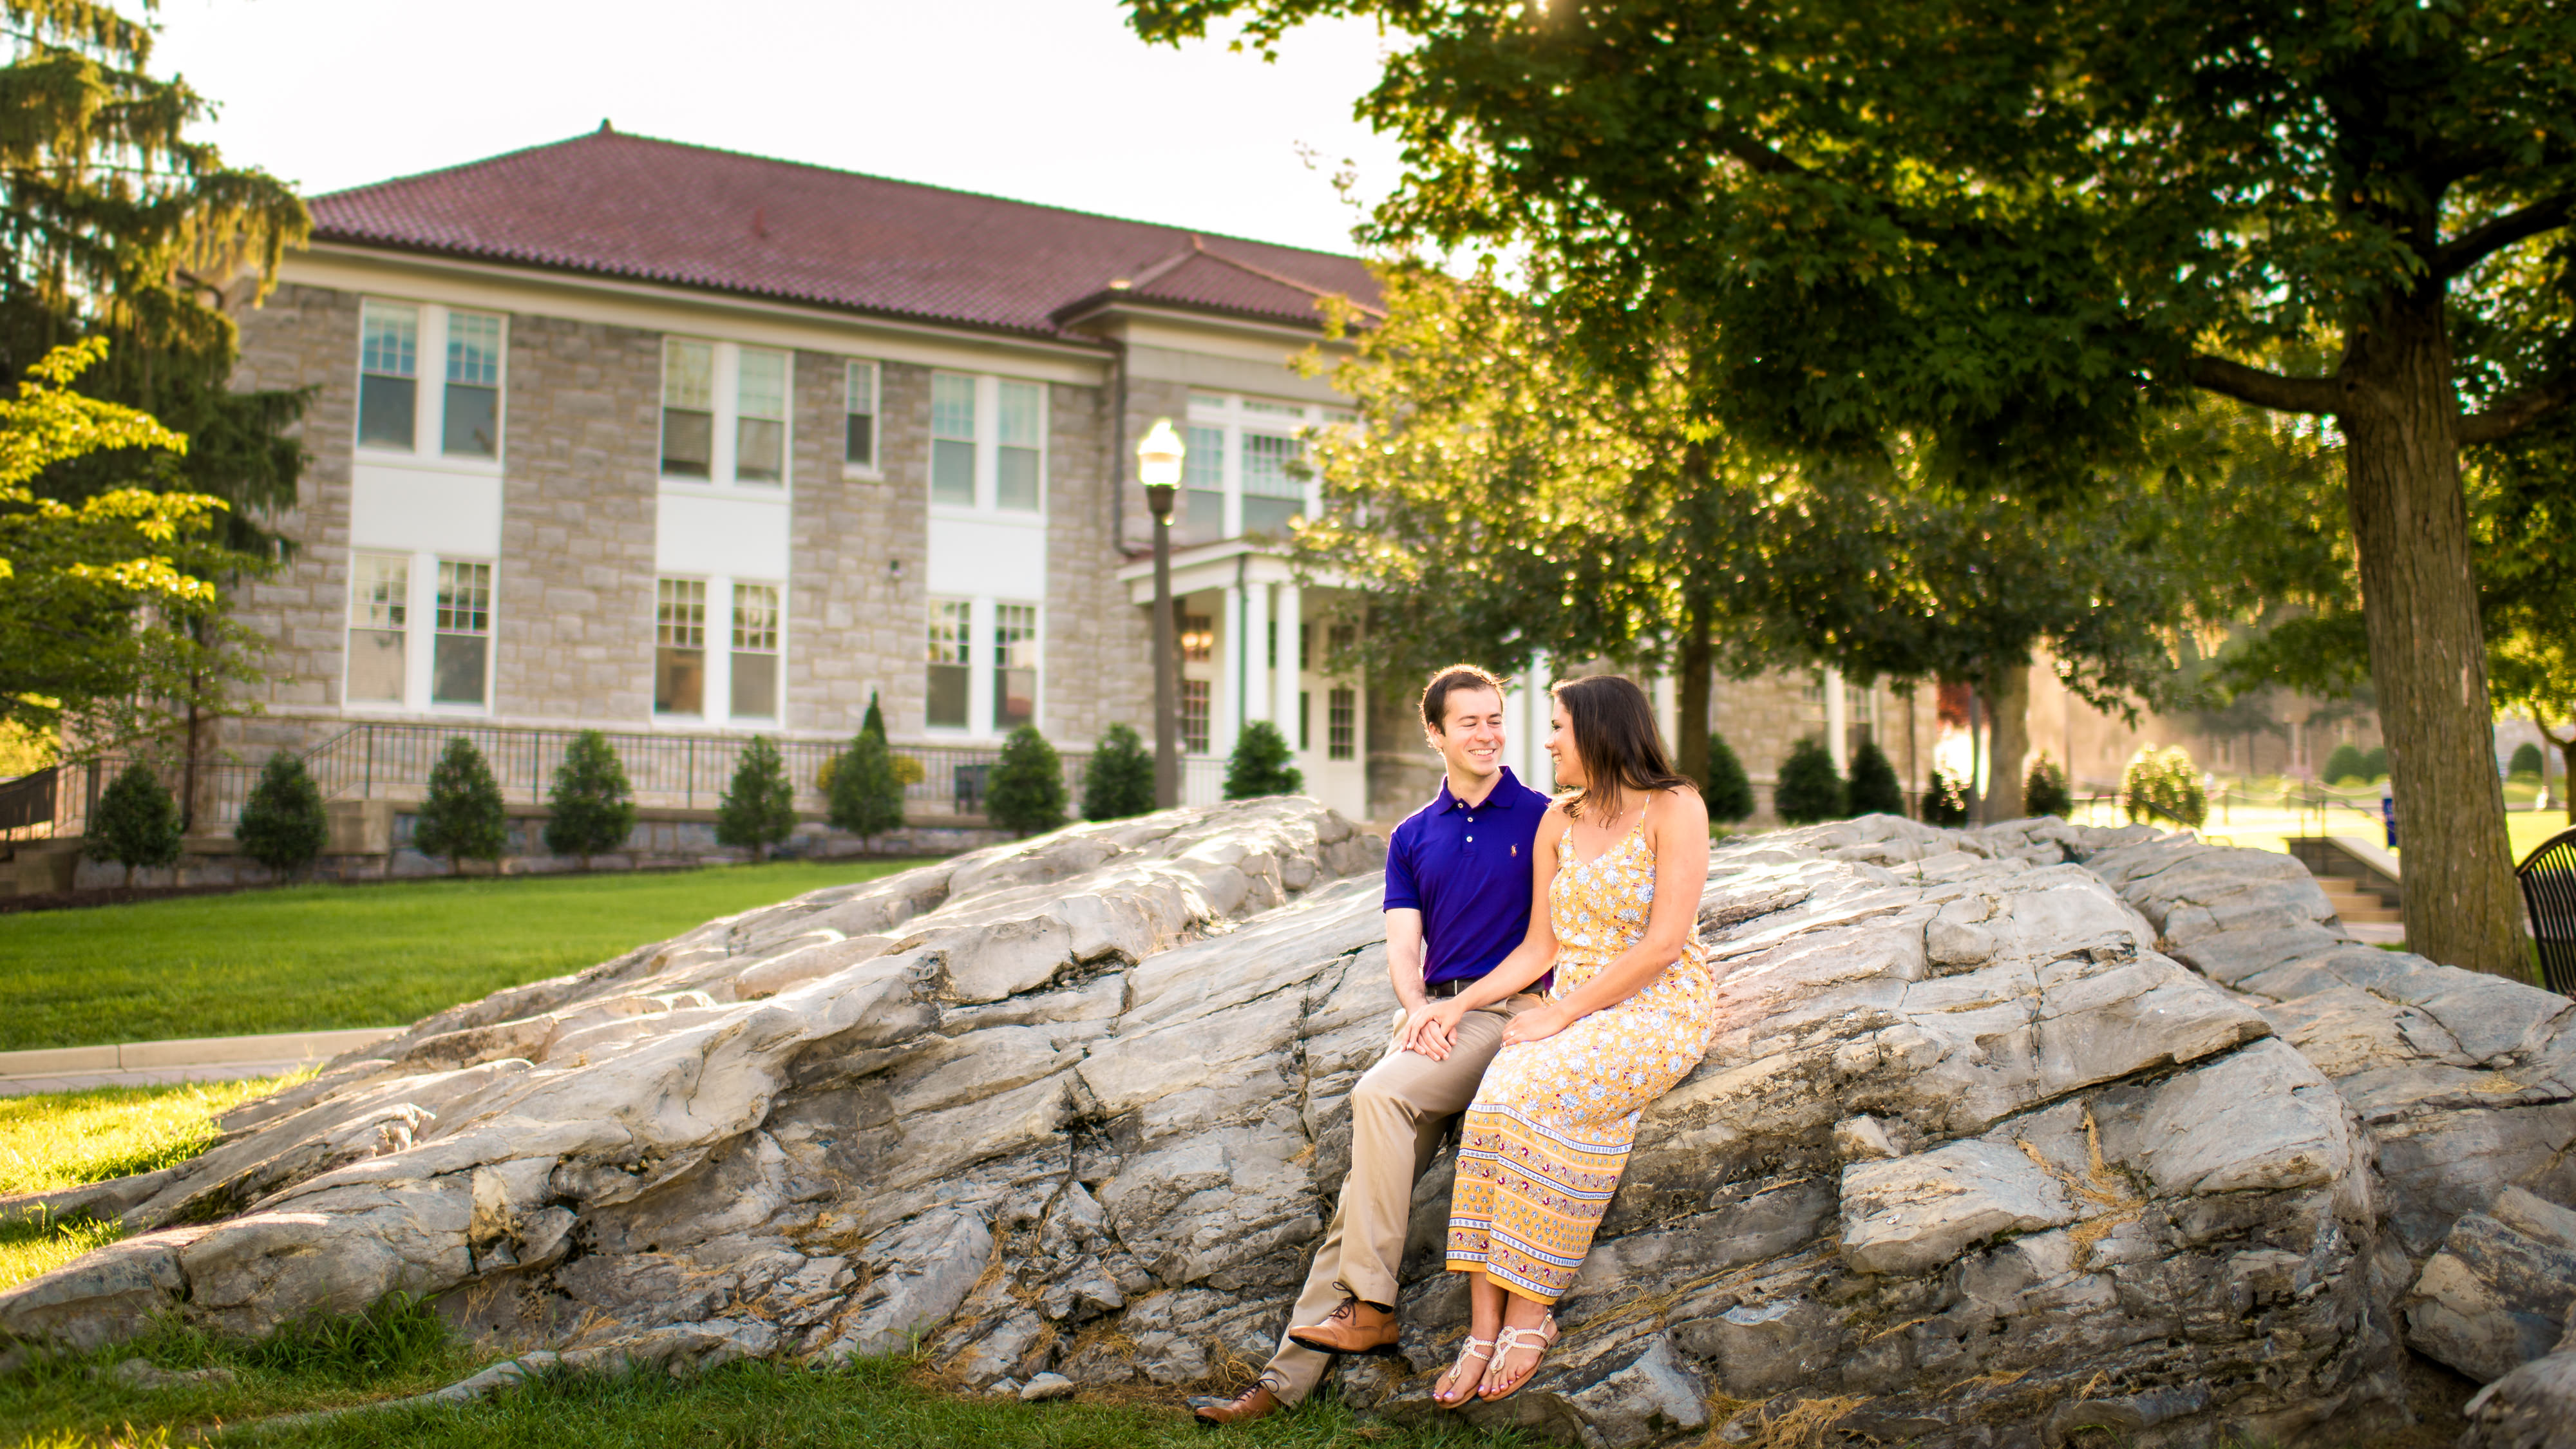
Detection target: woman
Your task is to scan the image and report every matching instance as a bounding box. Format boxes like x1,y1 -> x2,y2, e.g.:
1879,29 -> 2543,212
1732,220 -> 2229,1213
1405,674 -> 1715,1406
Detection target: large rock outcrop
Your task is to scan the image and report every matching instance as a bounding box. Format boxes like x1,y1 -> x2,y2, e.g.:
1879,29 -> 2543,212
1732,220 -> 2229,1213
5,802 -> 2572,1448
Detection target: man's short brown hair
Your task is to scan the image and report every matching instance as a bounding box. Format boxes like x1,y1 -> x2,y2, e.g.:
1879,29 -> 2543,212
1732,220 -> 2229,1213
1420,664 -> 1508,733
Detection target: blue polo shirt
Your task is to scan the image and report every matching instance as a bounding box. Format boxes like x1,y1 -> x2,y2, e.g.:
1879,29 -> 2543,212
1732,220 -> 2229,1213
1383,766 -> 1554,988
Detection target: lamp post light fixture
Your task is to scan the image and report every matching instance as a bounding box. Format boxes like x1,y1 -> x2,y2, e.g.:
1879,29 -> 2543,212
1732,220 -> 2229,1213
1137,419 -> 1186,808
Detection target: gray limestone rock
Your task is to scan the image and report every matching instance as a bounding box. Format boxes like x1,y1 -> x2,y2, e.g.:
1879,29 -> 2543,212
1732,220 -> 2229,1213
2401,1188 -> 2576,1383
2459,1349 -> 2576,1449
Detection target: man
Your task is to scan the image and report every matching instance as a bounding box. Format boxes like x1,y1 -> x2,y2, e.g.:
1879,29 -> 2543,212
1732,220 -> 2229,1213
1191,663 -> 1553,1426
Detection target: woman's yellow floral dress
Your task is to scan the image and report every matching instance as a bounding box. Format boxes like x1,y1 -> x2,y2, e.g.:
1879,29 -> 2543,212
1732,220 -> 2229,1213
1445,815 -> 1715,1303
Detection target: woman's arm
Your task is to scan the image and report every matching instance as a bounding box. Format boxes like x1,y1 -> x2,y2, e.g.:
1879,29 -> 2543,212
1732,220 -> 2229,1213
1401,811 -> 1566,1045
1503,790 -> 1709,1043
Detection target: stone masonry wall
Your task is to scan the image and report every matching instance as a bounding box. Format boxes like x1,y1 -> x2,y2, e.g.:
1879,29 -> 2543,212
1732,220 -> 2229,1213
788,354 -> 925,738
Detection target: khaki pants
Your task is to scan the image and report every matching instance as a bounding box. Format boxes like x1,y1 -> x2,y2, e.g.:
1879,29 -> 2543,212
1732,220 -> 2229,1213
1260,994 -> 1534,1403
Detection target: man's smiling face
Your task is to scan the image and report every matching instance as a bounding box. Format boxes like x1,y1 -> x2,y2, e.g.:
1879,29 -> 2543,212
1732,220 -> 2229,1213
1427,685 -> 1506,784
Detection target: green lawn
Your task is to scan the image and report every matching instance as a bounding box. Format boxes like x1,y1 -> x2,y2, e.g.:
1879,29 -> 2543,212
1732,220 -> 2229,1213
0,860 -> 933,1053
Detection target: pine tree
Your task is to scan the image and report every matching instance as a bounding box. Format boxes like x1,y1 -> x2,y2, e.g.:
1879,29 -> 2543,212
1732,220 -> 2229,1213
88,761 -> 181,886
544,730 -> 636,868
717,735 -> 797,860
2023,755 -> 2074,819
984,724 -> 1066,837
1703,733 -> 1755,826
1920,768 -> 1970,827
828,730 -> 905,849
1224,720 -> 1304,800
415,736 -> 507,875
1082,722 -> 1156,821
860,692 -> 888,743
1847,739 -> 1906,817
1772,737 -> 1848,826
235,750 -> 327,880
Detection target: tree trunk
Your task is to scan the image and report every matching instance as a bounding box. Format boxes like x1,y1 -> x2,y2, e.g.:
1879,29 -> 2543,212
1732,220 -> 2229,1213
1674,601 -> 1714,789
2338,294 -> 2523,976
1982,665 -> 2031,822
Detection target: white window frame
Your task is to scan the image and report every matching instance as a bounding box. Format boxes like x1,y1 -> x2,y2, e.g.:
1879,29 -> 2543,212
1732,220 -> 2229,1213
341,549 -> 497,714
926,371 -> 1048,521
1182,392 -> 1332,540
843,359 -> 882,481
919,595 -> 1044,738
658,337 -> 795,491
352,298 -> 508,471
651,572 -> 788,726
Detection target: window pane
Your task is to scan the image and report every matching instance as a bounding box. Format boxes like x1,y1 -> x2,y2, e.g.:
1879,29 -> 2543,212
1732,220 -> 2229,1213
1243,398 -> 1303,418
442,383 -> 498,457
348,630 -> 405,703
996,447 -> 1039,511
657,578 -> 706,647
993,603 -> 1037,730
656,647 -> 705,714
436,561 -> 491,634
349,554 -> 408,629
361,304 -> 418,377
1180,488 -> 1225,546
1242,432 -> 1303,497
926,665 -> 969,729
998,381 -> 1041,447
927,598 -> 971,728
359,375 -> 416,448
845,413 -> 875,467
662,408 -> 713,478
431,634 -> 488,705
1184,426 -> 1224,489
663,339 -> 714,409
730,650 -> 778,717
1180,612 -> 1213,663
732,583 -> 779,650
1181,679 -> 1211,755
737,417 -> 784,483
737,349 -> 787,419
931,438 -> 976,505
446,312 -> 502,384
931,374 -> 976,440
1329,687 -> 1356,761
1242,494 -> 1301,536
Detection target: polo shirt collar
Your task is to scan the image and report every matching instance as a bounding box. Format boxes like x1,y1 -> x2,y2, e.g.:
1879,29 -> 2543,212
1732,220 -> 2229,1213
1434,766 -> 1524,813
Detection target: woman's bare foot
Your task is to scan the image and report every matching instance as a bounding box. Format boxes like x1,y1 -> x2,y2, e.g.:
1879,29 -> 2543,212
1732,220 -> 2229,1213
1477,1304 -> 1558,1402
1432,1334 -> 1494,1407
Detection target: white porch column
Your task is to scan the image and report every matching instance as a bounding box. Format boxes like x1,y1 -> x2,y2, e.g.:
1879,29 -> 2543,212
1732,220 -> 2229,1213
1218,583 -> 1243,759
1824,665 -> 1850,773
1519,651 -> 1553,786
1653,672 -> 1681,759
1273,583 -> 1302,749
1244,579 -> 1272,724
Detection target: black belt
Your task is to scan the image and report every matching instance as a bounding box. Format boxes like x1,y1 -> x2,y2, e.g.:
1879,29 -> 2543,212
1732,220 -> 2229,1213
1426,978 -> 1472,999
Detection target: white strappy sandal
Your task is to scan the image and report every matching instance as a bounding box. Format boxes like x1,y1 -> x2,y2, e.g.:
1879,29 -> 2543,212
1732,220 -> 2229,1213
1432,1334 -> 1495,1408
1479,1315 -> 1560,1403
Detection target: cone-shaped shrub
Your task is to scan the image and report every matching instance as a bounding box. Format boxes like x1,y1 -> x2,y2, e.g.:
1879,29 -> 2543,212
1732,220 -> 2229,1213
829,726 -> 905,847
415,736 -> 507,874
1773,737 -> 1847,825
717,735 -> 797,860
1847,739 -> 1906,816
2023,753 -> 2073,818
237,751 -> 329,880
1703,733 -> 1755,824
88,761 -> 182,886
985,724 -> 1066,837
544,730 -> 636,867
1083,722 -> 1156,821
1224,720 -> 1303,800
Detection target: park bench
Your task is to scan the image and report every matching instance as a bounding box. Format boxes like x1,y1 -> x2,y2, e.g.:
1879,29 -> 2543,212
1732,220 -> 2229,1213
2519,825 -> 2576,996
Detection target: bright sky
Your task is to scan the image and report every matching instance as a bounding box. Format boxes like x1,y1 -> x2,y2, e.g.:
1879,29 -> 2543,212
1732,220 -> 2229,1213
150,0 -> 1407,259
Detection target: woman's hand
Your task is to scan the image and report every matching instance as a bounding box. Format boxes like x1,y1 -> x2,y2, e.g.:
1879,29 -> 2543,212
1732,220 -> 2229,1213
1501,1001 -> 1574,1046
1400,998 -> 1473,1059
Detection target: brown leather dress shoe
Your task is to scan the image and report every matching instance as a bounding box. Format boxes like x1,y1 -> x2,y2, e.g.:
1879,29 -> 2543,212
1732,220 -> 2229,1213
1189,1382 -> 1284,1426
1284,1297 -> 1401,1354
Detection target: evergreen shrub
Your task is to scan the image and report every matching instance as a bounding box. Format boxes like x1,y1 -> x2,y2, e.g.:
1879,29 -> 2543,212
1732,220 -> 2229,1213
2121,746 -> 2208,829
2363,744 -> 2389,780
717,735 -> 797,860
1224,720 -> 1304,800
2324,743 -> 2370,786
1772,736 -> 1846,825
1920,768 -> 1970,826
1083,722 -> 1156,820
2023,754 -> 2073,819
1703,733 -> 1755,824
985,724 -> 1066,836
2509,742 -> 2545,777
1848,739 -> 1906,816
88,761 -> 182,885
236,751 -> 329,879
828,732 -> 905,848
544,730 -> 636,867
414,737 -> 507,873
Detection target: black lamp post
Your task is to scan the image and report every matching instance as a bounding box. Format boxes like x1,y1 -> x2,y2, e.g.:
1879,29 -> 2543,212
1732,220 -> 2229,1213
1137,419 -> 1186,808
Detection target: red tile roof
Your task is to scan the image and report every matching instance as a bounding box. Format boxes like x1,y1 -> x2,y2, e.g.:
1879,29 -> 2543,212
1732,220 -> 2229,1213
308,129 -> 1381,343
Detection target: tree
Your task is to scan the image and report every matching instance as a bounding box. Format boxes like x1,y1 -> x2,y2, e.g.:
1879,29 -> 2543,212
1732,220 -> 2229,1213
415,736 -> 507,875
235,750 -> 327,880
1921,768 -> 1970,828
1703,733 -> 1754,826
1848,740 -> 1905,817
1130,0 -> 2566,974
1224,720 -> 1305,800
1083,722 -> 1157,821
985,724 -> 1066,837
2507,743 -> 2544,778
2123,748 -> 2210,831
716,735 -> 797,860
2024,755 -> 2073,820
2325,743 -> 2371,786
1772,737 -> 1846,826
88,759 -> 179,885
544,730 -> 635,868
828,731 -> 906,849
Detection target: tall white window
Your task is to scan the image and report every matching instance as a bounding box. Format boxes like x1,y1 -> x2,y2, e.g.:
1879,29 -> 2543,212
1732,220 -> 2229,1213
1329,687 -> 1358,761
927,599 -> 972,728
431,560 -> 493,706
656,578 -> 708,715
731,582 -> 781,719
346,554 -> 408,703
1182,392 -> 1329,543
1181,679 -> 1211,755
993,603 -> 1038,730
1182,422 -> 1225,546
357,300 -> 506,459
929,372 -> 1048,514
661,338 -> 791,486
844,360 -> 880,473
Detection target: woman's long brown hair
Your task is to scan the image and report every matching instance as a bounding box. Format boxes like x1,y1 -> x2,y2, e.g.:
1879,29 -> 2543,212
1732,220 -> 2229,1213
1553,674 -> 1695,823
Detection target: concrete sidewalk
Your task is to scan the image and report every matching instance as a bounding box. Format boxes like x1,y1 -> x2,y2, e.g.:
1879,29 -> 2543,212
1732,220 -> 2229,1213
0,1027 -> 401,1097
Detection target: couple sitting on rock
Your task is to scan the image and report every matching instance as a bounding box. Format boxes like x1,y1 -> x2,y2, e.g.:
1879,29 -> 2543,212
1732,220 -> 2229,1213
1194,666 -> 1717,1424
